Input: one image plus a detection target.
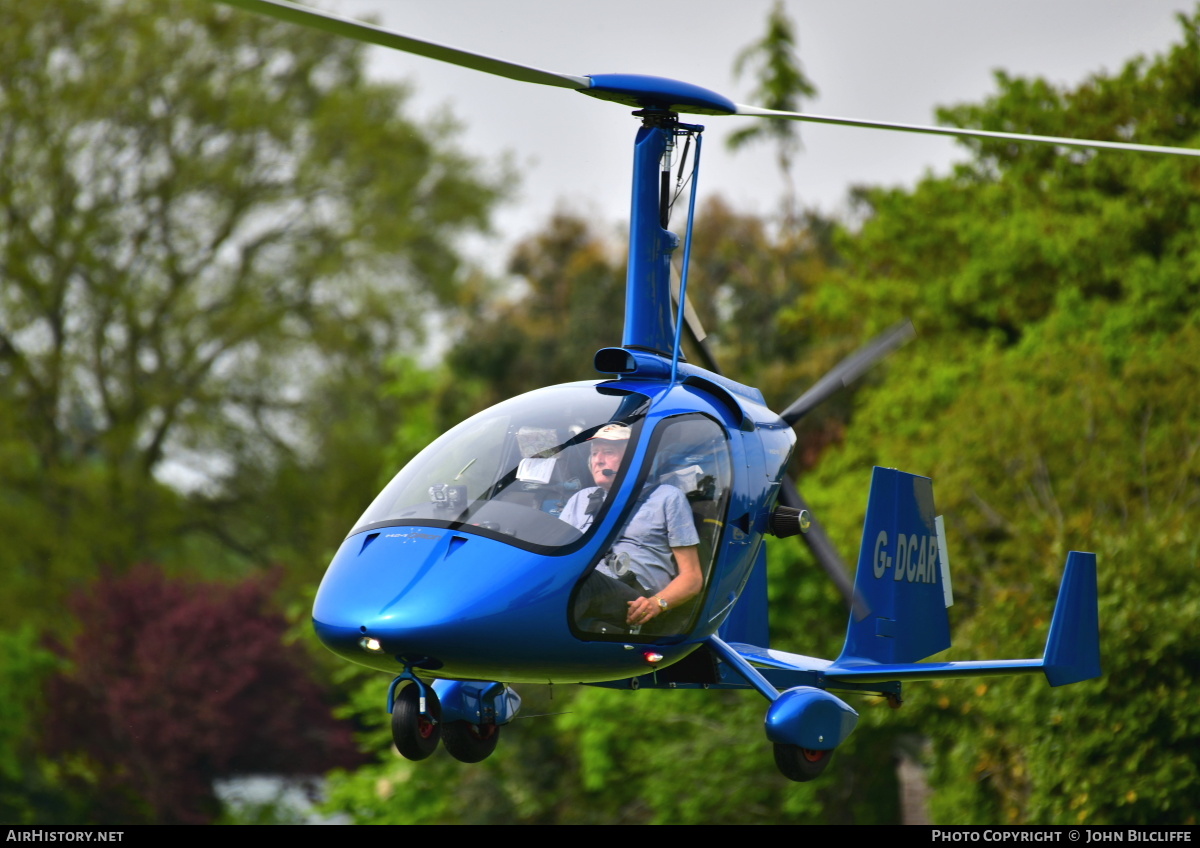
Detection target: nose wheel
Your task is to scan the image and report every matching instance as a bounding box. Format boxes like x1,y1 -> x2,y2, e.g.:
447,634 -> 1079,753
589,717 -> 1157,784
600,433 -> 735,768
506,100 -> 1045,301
391,682 -> 442,761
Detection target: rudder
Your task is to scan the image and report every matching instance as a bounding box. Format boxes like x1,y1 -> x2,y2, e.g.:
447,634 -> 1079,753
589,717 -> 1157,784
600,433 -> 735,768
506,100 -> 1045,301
837,467 -> 952,665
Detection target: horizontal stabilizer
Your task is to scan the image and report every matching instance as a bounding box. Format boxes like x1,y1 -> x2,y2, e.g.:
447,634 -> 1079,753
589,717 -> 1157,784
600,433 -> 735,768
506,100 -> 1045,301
823,549 -> 1100,688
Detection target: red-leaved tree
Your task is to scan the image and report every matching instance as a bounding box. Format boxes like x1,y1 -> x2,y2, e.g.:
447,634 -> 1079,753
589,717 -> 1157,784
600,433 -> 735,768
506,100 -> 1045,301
43,567 -> 362,824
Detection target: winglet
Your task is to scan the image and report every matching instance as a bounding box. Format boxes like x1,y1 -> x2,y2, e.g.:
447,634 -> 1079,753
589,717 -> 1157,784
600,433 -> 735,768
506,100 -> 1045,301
1042,551 -> 1101,686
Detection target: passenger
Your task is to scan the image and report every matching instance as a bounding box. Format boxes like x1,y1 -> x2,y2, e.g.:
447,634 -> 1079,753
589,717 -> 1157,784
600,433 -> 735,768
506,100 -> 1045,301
560,424 -> 702,629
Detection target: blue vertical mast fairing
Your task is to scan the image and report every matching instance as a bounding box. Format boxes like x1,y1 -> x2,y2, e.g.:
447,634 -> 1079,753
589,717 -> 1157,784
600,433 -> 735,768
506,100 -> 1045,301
578,75 -> 739,355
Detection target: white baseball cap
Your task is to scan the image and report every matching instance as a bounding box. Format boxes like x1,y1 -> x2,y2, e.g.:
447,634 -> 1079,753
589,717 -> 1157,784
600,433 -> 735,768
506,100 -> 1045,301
590,423 -> 631,442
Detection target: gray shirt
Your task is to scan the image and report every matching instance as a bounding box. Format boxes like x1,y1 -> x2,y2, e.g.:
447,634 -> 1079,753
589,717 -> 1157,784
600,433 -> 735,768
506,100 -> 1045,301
561,484 -> 700,593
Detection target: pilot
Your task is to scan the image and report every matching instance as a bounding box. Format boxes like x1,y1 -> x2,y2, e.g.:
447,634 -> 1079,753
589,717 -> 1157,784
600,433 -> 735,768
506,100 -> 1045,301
560,423 -> 702,629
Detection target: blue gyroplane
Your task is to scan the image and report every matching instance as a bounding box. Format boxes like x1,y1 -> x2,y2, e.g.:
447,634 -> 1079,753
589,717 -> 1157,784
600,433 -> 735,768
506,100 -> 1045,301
215,0 -> 1198,779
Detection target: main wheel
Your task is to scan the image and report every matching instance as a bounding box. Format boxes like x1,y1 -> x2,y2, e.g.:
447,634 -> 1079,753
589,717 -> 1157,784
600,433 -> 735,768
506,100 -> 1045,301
773,743 -> 833,782
442,720 -> 501,763
391,683 -> 441,761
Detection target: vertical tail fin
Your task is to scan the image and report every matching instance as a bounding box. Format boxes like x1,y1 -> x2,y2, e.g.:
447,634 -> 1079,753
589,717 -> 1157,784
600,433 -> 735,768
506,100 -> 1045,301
837,467 -> 952,665
1042,551 -> 1101,686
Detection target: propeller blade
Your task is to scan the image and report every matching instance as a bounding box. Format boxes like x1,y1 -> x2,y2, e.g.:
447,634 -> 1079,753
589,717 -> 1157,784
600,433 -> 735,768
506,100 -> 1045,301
780,479 -> 869,620
779,320 -> 915,427
214,0 -> 590,90
670,274 -> 724,375
733,104 -> 1200,159
671,281 -> 865,615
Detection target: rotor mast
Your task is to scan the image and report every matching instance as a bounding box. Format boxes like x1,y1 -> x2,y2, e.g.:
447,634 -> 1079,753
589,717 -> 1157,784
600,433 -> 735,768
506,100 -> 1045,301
623,111 -> 680,356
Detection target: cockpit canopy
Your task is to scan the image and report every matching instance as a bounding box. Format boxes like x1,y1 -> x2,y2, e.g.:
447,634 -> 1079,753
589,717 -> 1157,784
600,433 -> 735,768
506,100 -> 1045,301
352,384 -> 650,552
352,380 -> 735,641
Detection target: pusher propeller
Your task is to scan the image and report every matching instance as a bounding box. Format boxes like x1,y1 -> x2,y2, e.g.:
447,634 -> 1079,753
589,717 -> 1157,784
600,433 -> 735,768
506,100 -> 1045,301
779,320 -> 916,427
670,280 -> 889,616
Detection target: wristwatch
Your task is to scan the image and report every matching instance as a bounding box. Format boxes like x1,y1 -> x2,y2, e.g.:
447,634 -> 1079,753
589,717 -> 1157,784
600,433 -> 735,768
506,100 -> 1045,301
653,595 -> 669,611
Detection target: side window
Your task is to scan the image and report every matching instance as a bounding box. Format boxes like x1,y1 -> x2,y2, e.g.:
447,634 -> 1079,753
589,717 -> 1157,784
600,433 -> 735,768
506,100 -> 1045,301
570,414 -> 732,640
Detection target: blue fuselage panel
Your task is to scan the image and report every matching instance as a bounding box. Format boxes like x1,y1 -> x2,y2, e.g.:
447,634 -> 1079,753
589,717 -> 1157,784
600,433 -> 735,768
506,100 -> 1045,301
313,526 -> 698,682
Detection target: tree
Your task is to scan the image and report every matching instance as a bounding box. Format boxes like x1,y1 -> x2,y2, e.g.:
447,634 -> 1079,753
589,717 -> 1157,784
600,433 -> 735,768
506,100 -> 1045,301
726,1 -> 818,219
0,627 -> 76,825
42,567 -> 363,824
0,0 -> 507,616
446,211 -> 626,409
795,8 -> 1200,824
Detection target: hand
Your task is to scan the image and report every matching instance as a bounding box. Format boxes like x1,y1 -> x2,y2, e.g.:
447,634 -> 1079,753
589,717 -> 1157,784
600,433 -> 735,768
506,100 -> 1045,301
626,595 -> 662,626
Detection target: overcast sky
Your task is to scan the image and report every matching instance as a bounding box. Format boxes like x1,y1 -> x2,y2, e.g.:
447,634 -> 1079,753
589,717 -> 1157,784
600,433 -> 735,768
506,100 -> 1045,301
330,1 -> 1194,262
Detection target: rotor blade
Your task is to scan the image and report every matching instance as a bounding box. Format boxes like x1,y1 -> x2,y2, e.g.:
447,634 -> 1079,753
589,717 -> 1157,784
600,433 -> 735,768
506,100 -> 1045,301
211,2 -> 1200,162
733,104 -> 1200,159
780,478 -> 869,620
691,329 -> 724,376
779,320 -> 916,427
214,0 -> 590,90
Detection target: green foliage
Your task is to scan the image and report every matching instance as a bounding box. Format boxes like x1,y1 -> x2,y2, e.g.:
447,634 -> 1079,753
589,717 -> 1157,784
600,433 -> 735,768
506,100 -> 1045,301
795,10 -> 1200,824
864,326 -> 1200,826
0,628 -> 57,786
0,0 -> 508,618
727,1 -> 818,215
0,627 -> 84,824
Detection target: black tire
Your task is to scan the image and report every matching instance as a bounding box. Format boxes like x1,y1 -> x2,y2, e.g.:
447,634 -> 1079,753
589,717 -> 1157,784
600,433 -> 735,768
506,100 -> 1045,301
391,683 -> 441,761
442,720 -> 501,763
773,743 -> 833,782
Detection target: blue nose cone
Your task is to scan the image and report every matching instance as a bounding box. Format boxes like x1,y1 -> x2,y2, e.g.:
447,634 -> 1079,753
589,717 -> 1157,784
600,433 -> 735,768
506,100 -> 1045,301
313,528 -> 583,680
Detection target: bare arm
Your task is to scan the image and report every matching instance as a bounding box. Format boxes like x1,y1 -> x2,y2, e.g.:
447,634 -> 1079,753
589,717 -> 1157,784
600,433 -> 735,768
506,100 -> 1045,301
626,545 -> 702,626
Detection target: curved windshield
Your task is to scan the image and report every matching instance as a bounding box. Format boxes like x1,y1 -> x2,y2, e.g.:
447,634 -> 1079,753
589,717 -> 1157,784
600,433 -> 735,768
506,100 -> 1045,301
352,384 -> 649,551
